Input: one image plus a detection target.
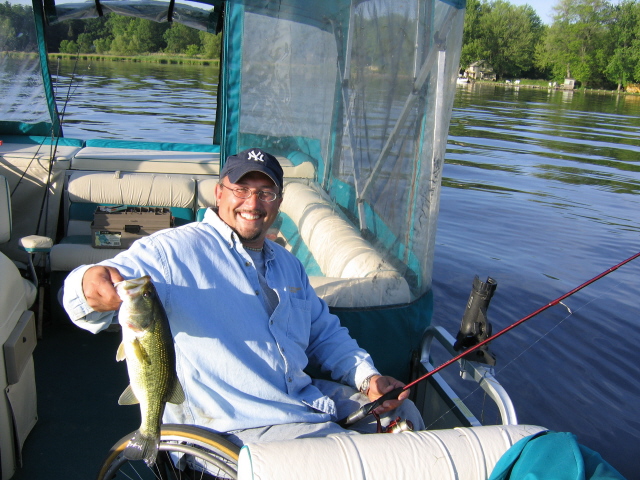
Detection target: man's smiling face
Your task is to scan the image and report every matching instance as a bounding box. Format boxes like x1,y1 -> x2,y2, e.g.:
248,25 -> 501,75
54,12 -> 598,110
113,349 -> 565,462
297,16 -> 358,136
215,171 -> 283,249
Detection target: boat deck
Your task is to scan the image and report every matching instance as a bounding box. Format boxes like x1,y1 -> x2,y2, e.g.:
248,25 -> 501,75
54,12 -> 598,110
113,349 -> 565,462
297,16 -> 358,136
12,318 -> 138,479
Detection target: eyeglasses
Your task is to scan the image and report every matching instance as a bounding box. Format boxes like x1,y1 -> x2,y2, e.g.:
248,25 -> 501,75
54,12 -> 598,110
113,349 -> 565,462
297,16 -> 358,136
220,183 -> 280,202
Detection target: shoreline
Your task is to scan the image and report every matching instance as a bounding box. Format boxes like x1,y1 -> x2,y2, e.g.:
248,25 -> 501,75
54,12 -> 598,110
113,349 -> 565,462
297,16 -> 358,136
467,79 -> 640,96
47,52 -> 220,66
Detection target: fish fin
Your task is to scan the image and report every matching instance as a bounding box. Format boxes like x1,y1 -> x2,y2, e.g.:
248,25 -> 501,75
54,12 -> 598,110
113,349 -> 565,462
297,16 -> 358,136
116,342 -> 126,362
118,385 -> 139,405
123,429 -> 159,466
166,378 -> 186,405
132,338 -> 151,365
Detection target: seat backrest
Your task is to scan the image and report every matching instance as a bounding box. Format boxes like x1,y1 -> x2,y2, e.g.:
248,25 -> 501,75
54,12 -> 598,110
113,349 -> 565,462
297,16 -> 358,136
0,175 -> 11,244
280,181 -> 400,279
64,172 -> 197,236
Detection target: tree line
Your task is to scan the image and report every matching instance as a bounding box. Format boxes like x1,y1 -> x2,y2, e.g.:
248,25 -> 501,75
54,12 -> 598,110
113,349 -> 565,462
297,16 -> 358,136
463,0 -> 640,89
3,0 -> 640,88
0,2 -> 221,59
51,14 -> 222,59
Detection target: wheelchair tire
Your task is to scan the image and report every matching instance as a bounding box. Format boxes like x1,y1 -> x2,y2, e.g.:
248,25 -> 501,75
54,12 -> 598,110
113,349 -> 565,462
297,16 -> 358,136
96,424 -> 240,480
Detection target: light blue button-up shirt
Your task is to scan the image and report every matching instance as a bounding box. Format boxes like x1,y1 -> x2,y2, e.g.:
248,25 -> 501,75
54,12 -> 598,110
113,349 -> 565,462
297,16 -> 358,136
63,208 -> 379,432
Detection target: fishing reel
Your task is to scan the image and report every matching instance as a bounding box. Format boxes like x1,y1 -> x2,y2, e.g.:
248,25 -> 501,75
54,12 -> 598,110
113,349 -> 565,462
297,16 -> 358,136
384,417 -> 414,433
372,413 -> 414,433
453,275 -> 497,366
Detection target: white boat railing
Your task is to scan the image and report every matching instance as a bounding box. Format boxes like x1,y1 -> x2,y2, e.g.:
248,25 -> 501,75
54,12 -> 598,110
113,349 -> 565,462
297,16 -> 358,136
420,326 -> 518,426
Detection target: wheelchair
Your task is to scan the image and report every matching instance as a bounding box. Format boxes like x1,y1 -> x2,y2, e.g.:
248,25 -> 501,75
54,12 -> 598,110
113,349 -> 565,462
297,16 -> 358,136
96,424 -> 240,480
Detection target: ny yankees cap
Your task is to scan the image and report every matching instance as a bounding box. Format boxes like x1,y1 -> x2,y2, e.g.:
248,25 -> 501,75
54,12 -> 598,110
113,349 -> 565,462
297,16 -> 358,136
221,148 -> 284,190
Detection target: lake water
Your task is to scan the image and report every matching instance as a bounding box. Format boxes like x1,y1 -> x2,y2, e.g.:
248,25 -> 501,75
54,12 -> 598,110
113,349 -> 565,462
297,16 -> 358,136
55,61 -> 640,477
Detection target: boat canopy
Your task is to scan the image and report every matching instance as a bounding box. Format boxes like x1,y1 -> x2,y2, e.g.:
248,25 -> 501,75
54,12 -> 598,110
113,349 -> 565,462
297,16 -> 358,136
1,0 -> 465,378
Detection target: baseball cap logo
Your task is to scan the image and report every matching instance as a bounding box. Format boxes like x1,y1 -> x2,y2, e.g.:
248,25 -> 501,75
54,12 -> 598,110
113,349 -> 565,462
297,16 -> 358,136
248,150 -> 265,163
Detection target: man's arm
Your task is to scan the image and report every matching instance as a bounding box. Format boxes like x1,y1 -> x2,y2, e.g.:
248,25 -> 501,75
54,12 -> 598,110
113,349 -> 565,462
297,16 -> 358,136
302,276 -> 410,413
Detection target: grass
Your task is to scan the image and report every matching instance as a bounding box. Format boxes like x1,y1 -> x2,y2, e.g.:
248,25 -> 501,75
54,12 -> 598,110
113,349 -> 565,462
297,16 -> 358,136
47,52 -> 220,66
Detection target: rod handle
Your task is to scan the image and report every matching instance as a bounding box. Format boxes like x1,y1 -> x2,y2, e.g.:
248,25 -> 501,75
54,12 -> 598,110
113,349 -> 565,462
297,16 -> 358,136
338,387 -> 405,427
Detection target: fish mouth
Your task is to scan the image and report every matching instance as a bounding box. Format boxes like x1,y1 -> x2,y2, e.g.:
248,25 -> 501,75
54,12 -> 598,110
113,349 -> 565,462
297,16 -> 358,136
115,276 -> 151,299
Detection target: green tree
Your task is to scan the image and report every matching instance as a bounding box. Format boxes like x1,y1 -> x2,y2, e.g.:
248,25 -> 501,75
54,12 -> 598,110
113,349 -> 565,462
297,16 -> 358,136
59,39 -> 78,54
164,22 -> 201,54
200,31 -> 222,59
460,0 -> 488,69
538,0 -> 614,87
460,0 -> 544,79
107,15 -> 168,55
604,0 -> 640,89
479,1 -> 544,78
0,2 -> 36,51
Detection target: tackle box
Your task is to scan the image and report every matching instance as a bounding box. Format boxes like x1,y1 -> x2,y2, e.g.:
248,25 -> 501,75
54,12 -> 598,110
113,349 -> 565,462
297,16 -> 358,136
90,206 -> 172,249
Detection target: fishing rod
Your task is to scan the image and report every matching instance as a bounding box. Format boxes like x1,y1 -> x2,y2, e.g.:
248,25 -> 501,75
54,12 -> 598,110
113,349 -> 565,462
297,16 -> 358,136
339,250 -> 640,427
33,52 -> 81,242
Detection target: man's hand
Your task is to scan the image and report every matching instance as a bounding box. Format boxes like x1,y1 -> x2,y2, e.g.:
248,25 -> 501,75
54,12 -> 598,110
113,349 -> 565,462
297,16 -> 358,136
366,375 -> 409,415
82,266 -> 124,312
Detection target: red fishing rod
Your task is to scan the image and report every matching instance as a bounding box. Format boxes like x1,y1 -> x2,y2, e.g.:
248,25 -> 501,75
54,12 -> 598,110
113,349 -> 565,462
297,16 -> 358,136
339,250 -> 640,427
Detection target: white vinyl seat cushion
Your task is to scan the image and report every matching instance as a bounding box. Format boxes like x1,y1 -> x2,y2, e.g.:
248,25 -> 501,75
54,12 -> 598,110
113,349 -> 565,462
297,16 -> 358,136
238,424 -> 547,480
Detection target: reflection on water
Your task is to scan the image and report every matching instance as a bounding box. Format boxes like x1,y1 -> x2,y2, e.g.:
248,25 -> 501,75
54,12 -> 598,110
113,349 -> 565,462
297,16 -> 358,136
434,83 -> 640,479
57,63 -> 639,477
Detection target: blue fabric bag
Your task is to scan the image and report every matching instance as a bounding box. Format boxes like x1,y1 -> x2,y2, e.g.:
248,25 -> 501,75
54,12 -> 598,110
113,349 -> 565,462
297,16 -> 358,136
489,431 -> 626,480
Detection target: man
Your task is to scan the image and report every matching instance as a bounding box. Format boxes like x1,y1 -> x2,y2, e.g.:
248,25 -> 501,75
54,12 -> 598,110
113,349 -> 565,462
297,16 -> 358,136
63,147 -> 423,446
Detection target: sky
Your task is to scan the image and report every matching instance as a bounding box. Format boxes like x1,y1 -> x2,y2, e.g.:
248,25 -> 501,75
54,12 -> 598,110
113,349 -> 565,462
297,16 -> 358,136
510,0 -> 557,24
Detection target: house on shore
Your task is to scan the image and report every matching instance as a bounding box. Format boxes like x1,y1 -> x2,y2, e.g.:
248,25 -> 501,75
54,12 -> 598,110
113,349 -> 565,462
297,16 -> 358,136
465,60 -> 496,81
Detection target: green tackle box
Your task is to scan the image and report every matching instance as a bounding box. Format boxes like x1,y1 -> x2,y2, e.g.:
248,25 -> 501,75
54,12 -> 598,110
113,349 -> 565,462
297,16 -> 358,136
91,206 -> 173,249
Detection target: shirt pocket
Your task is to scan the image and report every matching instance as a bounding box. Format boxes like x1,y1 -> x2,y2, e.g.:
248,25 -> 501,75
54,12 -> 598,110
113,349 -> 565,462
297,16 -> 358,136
286,296 -> 311,350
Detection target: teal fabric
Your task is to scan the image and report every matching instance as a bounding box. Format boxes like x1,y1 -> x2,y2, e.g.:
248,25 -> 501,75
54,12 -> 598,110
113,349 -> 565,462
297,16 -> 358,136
331,291 -> 433,383
32,0 -> 62,136
219,0 -> 244,161
0,135 -> 84,147
489,431 -> 626,480
84,138 -> 219,152
0,122 -> 54,137
276,212 -> 322,276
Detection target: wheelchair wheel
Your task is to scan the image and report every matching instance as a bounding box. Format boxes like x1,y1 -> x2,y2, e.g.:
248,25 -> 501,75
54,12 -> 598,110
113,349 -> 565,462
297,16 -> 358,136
97,424 -> 240,480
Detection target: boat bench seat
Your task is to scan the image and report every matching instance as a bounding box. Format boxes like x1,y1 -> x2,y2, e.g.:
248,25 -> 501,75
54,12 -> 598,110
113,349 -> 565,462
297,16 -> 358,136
50,171 -> 198,272
51,171 -> 406,309
0,135 -> 84,166
70,139 -> 221,175
68,140 -> 317,179
278,181 -> 410,308
0,136 -> 84,263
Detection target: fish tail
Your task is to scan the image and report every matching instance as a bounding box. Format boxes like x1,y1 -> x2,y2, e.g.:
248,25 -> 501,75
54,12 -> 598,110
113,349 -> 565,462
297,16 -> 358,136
123,429 -> 160,466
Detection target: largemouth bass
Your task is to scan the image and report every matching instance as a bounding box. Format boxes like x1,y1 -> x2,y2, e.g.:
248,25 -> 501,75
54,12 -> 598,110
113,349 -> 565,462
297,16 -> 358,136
115,275 -> 185,465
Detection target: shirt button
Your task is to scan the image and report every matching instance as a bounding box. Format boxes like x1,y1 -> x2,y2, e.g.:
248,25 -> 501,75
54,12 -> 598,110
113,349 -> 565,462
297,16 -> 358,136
245,262 -> 251,267
255,290 -> 260,295
270,320 -> 274,325
288,377 -> 292,383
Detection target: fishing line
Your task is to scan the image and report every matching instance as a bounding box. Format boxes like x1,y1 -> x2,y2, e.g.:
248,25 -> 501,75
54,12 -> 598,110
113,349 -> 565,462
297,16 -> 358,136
422,274 -> 626,431
10,52 -> 79,198
34,52 -> 81,240
339,251 -> 640,427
